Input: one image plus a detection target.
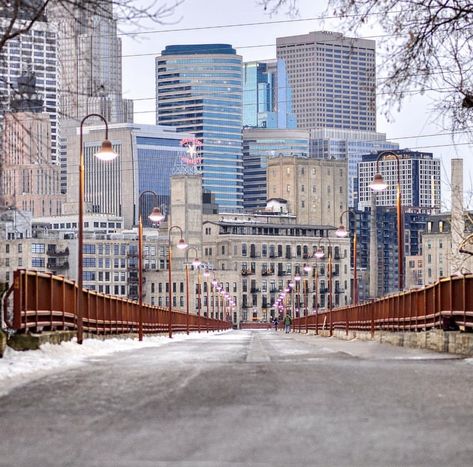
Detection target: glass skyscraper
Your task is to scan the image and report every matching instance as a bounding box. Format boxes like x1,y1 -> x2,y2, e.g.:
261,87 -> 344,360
243,59 -> 296,129
155,44 -> 243,210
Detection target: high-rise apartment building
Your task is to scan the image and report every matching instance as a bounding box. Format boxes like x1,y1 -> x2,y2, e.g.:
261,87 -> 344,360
0,72 -> 63,216
310,128 -> 399,207
243,59 -> 296,129
266,156 -> 348,227
155,44 -> 243,210
243,128 -> 309,210
276,31 -> 376,131
0,10 -> 58,161
64,123 -> 192,228
357,150 -> 441,212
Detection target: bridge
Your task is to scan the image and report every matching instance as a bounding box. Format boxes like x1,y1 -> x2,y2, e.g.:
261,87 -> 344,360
4,269 -> 473,339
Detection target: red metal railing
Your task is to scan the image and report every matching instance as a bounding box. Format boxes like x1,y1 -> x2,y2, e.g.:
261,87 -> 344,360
292,274 -> 473,334
5,270 -> 231,335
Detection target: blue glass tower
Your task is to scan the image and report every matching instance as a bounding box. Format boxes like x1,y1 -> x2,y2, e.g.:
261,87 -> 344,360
156,44 -> 243,210
243,59 -> 296,129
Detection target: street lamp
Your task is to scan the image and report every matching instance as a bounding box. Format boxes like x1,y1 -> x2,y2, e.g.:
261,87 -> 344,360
314,237 -> 334,336
168,225 -> 188,338
137,190 -> 164,341
204,268 -> 210,332
185,246 -> 200,335
336,209 -> 359,305
77,113 -> 118,344
369,151 -> 404,291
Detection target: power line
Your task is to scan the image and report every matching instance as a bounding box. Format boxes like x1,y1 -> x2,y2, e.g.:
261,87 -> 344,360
116,11 -> 403,37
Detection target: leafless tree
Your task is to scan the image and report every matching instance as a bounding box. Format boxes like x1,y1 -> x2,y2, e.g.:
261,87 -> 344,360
260,0 -> 473,134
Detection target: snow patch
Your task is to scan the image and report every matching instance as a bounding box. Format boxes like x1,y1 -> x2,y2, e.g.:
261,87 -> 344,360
0,331 -> 229,397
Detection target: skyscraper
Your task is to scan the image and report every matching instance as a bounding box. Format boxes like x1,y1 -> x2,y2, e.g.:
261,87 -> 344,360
0,10 -> 59,162
276,31 -> 376,131
64,123 -> 192,229
243,58 -> 296,129
155,44 -> 243,210
53,1 -> 133,123
0,71 -> 63,217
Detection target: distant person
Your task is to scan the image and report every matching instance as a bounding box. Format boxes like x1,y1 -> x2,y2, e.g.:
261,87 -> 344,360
284,314 -> 292,334
274,318 -> 279,331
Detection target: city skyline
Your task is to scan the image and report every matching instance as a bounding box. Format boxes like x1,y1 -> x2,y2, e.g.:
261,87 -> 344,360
121,0 -> 472,209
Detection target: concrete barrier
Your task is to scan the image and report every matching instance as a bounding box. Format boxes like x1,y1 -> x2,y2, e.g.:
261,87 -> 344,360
324,329 -> 473,356
0,329 -> 7,358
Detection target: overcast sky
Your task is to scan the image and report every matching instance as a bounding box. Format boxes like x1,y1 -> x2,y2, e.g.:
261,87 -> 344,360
120,0 -> 473,209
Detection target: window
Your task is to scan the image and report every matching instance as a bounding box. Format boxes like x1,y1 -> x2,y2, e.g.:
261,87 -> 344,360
31,243 -> 45,254
84,244 -> 96,254
32,257 -> 45,268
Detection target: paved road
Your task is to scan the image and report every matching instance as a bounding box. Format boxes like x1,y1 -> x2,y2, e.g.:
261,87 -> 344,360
1,330 -> 473,467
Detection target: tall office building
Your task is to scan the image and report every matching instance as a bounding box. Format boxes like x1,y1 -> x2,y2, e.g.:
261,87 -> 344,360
0,9 -> 59,162
243,59 -> 296,129
53,1 -> 133,123
243,128 -> 309,210
0,72 -> 63,216
50,0 -> 134,196
155,44 -> 243,210
310,128 -> 399,207
276,31 -> 376,131
357,150 -> 441,212
64,123 -> 192,228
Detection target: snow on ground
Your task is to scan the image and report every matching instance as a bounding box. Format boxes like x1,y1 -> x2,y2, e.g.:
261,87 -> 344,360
0,331 -> 229,397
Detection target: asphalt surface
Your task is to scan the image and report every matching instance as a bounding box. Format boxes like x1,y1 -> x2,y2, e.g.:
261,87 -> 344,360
1,330 -> 473,467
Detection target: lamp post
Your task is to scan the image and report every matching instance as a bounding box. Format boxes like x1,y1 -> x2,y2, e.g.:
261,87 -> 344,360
204,268 -> 210,332
314,237 -> 333,336
336,209 -> 358,305
185,246 -> 200,335
77,113 -> 118,344
211,276 -> 218,319
303,264 -> 311,334
168,225 -> 188,338
294,273 -> 301,332
197,267 -> 202,333
137,191 -> 165,341
369,151 -> 404,291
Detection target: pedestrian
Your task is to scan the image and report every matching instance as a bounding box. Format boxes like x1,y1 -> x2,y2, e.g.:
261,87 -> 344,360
284,314 -> 292,333
274,318 -> 279,331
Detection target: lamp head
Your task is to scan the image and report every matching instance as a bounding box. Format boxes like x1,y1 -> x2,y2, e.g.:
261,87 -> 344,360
294,274 -> 301,282
148,207 -> 165,223
303,264 -> 312,273
203,269 -> 210,277
192,258 -> 201,268
315,247 -> 325,259
95,139 -> 118,161
370,173 -> 388,192
335,224 -> 349,238
177,238 -> 188,250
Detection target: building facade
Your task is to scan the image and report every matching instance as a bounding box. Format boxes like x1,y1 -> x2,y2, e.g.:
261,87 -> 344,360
52,0 -> 133,124
155,44 -> 243,210
357,150 -> 441,212
0,73 -> 63,217
243,128 -> 309,210
266,156 -> 348,227
276,31 -> 376,131
309,128 -> 399,207
0,12 -> 58,162
65,123 -> 192,228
